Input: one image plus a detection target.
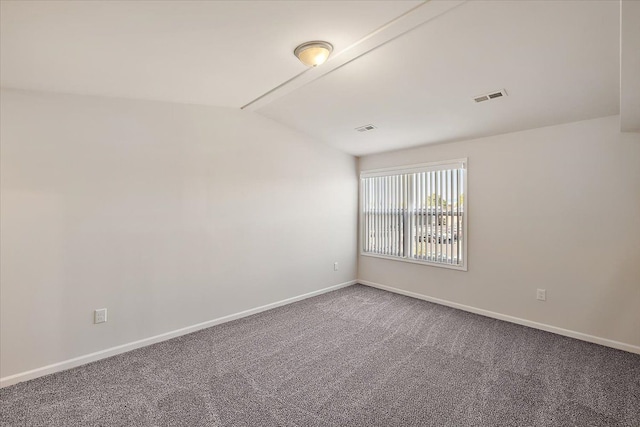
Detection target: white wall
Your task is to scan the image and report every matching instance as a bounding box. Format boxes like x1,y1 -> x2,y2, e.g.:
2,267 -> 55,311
359,116 -> 640,349
0,89 -> 358,379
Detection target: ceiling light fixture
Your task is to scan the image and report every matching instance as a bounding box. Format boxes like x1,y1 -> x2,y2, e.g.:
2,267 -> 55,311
294,41 -> 333,67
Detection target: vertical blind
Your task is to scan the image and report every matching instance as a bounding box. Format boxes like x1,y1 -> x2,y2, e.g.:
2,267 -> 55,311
361,160 -> 466,268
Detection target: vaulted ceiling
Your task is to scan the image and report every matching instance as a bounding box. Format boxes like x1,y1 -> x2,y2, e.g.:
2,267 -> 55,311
0,0 -> 420,108
2,1 -> 638,156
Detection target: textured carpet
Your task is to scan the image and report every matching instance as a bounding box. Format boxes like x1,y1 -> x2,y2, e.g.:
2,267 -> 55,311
1,284 -> 639,426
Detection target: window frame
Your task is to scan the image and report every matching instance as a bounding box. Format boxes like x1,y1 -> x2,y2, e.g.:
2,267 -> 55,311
359,158 -> 468,271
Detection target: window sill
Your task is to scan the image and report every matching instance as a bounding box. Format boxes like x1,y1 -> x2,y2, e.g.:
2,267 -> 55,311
359,252 -> 467,271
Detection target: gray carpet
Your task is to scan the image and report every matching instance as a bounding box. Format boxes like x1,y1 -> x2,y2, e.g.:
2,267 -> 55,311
1,284 -> 639,426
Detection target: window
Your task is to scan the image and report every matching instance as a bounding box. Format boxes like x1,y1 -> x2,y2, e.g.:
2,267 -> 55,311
360,159 -> 467,270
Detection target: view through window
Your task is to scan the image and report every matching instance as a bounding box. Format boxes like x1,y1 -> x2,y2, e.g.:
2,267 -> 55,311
361,160 -> 466,270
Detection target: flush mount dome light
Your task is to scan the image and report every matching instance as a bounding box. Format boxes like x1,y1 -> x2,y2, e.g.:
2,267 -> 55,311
294,41 -> 333,67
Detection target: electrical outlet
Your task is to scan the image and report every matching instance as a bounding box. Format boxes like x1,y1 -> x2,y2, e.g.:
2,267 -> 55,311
536,289 -> 546,301
94,308 -> 107,324
334,262 -> 339,271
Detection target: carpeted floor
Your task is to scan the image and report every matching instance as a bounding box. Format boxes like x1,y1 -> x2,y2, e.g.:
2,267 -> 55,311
1,284 -> 639,426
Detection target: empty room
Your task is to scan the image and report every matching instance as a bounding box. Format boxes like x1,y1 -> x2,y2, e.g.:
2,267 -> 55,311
1,0 -> 639,426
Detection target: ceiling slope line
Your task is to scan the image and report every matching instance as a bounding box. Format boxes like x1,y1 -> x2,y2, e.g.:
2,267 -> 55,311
241,0 -> 467,112
240,1 -> 429,111
240,68 -> 311,111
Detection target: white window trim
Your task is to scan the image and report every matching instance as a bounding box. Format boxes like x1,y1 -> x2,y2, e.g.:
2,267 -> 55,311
359,158 -> 468,271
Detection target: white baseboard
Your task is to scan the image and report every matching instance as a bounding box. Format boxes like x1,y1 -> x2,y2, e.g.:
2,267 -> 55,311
0,280 -> 357,388
358,280 -> 640,355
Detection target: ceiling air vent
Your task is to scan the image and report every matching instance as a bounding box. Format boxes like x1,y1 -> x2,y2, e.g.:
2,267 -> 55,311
356,124 -> 377,132
473,89 -> 508,103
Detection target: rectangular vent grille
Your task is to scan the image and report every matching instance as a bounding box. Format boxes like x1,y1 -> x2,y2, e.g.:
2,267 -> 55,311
473,89 -> 508,103
356,124 -> 377,132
